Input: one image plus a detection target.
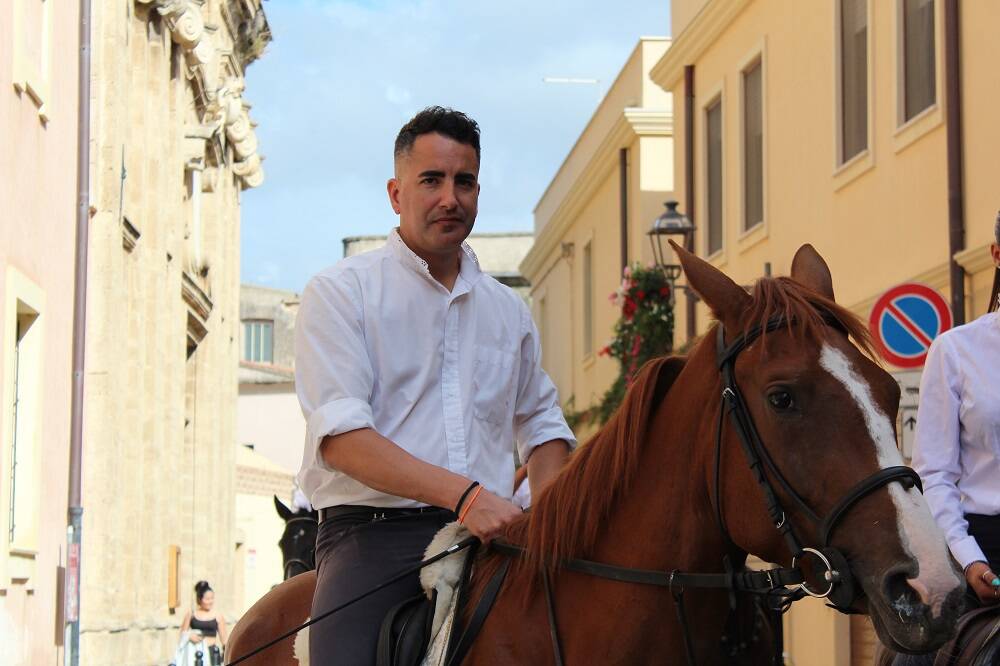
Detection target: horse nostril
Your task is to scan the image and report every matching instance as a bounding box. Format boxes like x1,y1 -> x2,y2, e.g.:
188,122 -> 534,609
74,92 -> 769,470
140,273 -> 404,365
883,565 -> 926,621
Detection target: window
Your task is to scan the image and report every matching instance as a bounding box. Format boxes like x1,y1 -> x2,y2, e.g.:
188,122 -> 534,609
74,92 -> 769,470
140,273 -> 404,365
582,242 -> 593,357
706,99 -> 723,255
7,301 -> 40,551
743,60 -> 764,232
242,320 -> 273,363
902,0 -> 935,122
840,0 -> 869,163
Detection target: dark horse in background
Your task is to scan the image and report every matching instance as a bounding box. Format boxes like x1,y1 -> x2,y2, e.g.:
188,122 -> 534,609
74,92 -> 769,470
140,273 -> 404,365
229,245 -> 968,664
274,496 -> 317,580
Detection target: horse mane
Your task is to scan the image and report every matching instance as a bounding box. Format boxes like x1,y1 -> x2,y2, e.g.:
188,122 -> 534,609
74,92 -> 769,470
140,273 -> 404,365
501,355 -> 684,574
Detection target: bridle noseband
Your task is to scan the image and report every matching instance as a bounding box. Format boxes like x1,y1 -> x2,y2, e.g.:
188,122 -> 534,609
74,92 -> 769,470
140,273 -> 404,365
715,314 -> 921,610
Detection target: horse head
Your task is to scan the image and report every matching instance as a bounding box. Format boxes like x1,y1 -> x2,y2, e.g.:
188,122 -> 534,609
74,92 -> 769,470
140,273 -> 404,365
274,495 -> 318,580
673,241 -> 965,654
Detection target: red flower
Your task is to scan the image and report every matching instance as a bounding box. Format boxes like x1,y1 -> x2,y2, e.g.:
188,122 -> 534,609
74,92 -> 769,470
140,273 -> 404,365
660,286 -> 670,296
636,290 -> 646,301
598,346 -> 611,357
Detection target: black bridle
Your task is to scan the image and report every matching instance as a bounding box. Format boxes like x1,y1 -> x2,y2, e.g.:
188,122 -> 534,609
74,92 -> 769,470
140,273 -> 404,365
281,514 -> 318,580
714,315 -> 921,613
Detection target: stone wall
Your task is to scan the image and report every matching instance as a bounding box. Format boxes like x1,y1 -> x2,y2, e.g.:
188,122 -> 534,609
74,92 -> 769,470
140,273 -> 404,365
80,1 -> 269,663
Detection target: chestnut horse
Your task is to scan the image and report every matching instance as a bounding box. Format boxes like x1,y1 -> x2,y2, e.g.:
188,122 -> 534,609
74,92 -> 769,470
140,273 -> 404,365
228,244 -> 965,665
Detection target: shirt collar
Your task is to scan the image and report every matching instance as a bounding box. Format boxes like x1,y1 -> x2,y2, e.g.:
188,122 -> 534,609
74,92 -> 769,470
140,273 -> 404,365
387,228 -> 483,289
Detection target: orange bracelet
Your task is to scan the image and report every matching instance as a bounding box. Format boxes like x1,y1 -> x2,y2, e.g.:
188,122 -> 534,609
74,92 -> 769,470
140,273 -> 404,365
457,485 -> 484,524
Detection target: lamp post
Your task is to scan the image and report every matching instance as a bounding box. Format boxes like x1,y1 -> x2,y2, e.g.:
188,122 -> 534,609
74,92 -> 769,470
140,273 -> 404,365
647,200 -> 694,284
647,201 -> 696,339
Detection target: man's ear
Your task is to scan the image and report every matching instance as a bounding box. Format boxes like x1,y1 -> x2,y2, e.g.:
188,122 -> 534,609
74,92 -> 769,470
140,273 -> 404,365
387,178 -> 401,215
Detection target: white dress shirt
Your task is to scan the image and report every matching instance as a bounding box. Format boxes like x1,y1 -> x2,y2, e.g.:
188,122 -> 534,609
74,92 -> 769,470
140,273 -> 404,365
912,311 -> 1000,569
295,229 -> 576,509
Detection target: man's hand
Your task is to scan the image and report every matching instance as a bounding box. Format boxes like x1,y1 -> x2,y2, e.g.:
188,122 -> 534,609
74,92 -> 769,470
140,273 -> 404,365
460,490 -> 522,543
965,561 -> 1000,605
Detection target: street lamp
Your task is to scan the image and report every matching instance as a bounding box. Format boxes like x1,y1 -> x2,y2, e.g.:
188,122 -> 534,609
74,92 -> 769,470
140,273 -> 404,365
647,200 -> 695,283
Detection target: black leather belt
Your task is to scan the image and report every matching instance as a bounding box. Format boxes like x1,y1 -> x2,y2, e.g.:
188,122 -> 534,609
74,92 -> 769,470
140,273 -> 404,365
319,505 -> 451,523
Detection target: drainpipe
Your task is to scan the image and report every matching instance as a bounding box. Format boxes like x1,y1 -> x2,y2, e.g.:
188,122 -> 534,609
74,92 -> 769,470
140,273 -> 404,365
66,0 -> 92,663
684,65 -> 696,342
619,148 -> 628,273
944,0 -> 965,325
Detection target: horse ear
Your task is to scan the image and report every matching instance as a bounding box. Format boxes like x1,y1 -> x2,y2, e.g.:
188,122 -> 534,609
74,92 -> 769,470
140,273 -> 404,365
274,495 -> 293,521
790,244 -> 836,301
669,240 -> 751,328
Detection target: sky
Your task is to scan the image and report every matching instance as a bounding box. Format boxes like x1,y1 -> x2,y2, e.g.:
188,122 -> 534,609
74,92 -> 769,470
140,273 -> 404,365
240,0 -> 670,292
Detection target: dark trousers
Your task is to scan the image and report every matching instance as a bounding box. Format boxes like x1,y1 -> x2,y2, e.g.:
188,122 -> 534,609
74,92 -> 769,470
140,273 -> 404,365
310,508 -> 453,666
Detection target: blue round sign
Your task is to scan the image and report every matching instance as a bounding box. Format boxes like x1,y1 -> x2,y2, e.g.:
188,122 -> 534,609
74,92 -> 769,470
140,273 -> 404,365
869,284 -> 953,368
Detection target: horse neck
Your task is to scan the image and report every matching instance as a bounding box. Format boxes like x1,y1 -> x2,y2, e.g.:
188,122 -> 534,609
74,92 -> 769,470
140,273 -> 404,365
594,340 -> 737,572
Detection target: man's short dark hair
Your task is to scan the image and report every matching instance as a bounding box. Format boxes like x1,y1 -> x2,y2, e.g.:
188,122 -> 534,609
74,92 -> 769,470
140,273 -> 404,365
394,107 -> 481,163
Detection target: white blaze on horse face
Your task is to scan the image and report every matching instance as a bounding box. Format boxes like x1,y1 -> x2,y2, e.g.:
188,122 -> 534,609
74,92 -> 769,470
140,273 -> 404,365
818,344 -> 961,617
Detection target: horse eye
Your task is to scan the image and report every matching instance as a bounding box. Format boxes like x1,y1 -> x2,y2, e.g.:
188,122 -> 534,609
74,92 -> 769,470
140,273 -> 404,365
767,390 -> 794,411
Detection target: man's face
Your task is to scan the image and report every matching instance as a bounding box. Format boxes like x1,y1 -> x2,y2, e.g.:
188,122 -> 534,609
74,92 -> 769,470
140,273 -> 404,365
387,132 -> 480,258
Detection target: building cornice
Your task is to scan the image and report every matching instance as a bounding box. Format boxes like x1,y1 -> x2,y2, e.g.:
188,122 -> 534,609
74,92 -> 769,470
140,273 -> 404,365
520,110 -> 673,281
649,0 -> 754,92
953,242 -> 995,275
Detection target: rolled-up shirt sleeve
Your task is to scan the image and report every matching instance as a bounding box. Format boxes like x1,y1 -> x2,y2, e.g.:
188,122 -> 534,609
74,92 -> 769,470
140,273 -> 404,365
912,337 -> 985,569
295,273 -> 375,473
513,305 -> 577,463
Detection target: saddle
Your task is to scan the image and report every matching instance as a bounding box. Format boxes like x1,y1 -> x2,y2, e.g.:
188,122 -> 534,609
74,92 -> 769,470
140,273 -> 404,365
933,605 -> 1000,666
376,523 -> 475,666
376,589 -> 439,666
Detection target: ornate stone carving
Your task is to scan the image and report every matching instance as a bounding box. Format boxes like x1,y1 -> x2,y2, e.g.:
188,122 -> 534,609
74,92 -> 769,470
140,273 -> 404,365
232,131 -> 258,160
158,0 -> 205,49
226,110 -> 251,143
231,154 -> 260,177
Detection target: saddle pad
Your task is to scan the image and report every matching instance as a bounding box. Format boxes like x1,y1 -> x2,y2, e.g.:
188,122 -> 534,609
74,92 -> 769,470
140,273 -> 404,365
419,522 -> 472,666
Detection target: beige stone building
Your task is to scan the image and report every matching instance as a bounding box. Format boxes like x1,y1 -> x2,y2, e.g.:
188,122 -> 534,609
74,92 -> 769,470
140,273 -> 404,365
238,285 -> 302,474
0,1 -> 81,663
80,0 -> 270,662
519,37 -> 674,438
235,285 -> 302,616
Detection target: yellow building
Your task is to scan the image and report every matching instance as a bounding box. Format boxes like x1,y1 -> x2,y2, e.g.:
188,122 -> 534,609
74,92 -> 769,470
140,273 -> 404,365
651,2 -> 997,661
525,1 -> 998,663
0,2 -> 81,663
521,37 -> 675,436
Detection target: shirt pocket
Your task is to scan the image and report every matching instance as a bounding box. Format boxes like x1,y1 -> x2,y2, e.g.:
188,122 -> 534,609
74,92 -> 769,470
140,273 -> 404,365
472,345 -> 517,427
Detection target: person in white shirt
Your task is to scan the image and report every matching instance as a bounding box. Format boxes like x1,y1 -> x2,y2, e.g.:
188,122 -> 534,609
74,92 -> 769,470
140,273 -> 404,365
296,107 -> 575,664
913,215 -> 1000,609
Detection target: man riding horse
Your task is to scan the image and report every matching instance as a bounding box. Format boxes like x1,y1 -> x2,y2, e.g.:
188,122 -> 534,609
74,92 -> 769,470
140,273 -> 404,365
294,106 -> 575,665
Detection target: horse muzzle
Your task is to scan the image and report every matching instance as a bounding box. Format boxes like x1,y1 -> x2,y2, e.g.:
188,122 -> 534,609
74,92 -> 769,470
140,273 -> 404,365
868,563 -> 967,654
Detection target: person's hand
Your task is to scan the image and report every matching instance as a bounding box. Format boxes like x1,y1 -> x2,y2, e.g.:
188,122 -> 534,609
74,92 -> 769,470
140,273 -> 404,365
965,561 -> 1000,605
189,632 -> 204,644
460,489 -> 522,543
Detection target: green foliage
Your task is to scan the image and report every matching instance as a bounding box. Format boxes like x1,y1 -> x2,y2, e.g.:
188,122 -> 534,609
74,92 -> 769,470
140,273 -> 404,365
565,263 -> 675,428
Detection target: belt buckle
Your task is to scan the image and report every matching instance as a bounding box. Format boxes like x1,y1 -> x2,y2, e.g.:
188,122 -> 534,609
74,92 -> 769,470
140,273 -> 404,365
373,511 -> 386,522
765,569 -> 776,589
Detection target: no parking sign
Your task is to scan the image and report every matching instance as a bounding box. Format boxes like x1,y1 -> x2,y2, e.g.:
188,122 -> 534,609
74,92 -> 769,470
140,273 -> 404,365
869,283 -> 952,368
